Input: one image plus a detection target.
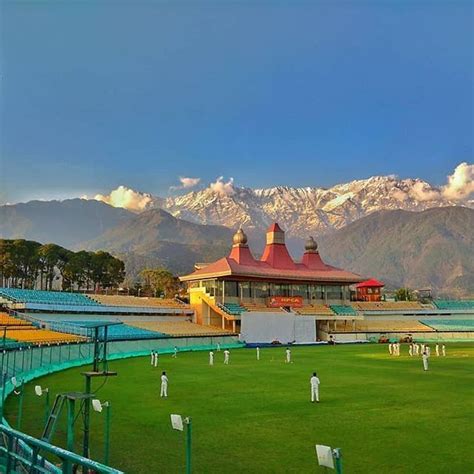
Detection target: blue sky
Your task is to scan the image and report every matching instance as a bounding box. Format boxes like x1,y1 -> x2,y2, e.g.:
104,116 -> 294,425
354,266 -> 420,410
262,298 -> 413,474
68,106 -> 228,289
1,1 -> 472,204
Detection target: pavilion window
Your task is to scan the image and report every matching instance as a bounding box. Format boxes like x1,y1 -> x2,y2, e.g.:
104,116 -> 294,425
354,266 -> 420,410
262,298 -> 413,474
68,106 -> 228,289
253,282 -> 269,299
224,281 -> 238,297
240,281 -> 251,299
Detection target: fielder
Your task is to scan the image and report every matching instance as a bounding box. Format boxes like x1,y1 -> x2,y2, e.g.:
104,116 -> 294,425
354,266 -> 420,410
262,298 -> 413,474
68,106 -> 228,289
422,351 -> 429,371
160,371 -> 168,397
408,344 -> 413,356
435,344 -> 439,356
414,343 -> 419,356
209,350 -> 214,366
154,351 -> 159,367
310,372 -> 320,403
256,346 -> 260,360
150,350 -> 155,366
223,349 -> 230,364
388,343 -> 393,355
285,348 -> 291,363
172,346 -> 178,358
442,344 -> 446,356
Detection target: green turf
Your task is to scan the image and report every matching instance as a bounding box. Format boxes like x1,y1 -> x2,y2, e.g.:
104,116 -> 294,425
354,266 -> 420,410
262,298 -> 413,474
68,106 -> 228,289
5,343 -> 474,474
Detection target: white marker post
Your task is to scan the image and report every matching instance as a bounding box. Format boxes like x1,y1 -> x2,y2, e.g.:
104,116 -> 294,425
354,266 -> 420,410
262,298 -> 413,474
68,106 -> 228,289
315,444 -> 343,473
171,414 -> 192,474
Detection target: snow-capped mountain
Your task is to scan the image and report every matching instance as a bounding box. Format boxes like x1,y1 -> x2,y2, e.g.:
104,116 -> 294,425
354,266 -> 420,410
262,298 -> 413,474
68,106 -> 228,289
159,175 -> 471,238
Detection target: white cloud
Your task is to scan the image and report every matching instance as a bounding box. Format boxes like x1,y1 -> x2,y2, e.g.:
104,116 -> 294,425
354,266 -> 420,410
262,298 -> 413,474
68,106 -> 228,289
93,185 -> 153,211
209,176 -> 235,196
170,176 -> 201,191
442,162 -> 474,201
409,181 -> 441,202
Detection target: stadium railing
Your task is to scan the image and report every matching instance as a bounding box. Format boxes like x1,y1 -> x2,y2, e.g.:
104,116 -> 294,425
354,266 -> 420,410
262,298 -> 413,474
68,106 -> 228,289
0,335 -> 242,473
0,424 -> 123,474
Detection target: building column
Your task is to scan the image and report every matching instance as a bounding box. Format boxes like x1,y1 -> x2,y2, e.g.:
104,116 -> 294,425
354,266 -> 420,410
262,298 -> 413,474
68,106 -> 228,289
232,320 -> 236,332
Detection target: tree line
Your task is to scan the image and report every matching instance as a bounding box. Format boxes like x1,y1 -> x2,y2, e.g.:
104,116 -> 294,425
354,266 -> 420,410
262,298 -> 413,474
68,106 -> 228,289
0,239 -> 125,291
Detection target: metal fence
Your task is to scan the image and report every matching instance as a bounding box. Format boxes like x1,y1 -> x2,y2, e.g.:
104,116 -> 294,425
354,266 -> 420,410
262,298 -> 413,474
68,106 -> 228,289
0,334 -> 241,473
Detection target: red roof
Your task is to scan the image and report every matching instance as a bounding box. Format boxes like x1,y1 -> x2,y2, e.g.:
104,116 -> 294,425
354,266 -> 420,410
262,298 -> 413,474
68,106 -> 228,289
180,222 -> 364,284
267,223 -> 283,232
356,278 -> 384,288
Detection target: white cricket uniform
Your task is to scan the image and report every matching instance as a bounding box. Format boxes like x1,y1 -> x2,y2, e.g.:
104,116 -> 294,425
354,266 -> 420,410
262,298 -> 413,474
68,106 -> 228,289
154,352 -> 159,367
435,344 -> 439,356
286,349 -> 291,363
310,376 -> 320,402
160,375 -> 168,397
442,345 -> 446,356
209,351 -> 214,365
389,343 -> 393,355
414,344 -> 419,355
408,345 -> 413,356
224,350 -> 230,364
256,347 -> 260,360
172,347 -> 178,358
422,354 -> 429,371
150,352 -> 154,365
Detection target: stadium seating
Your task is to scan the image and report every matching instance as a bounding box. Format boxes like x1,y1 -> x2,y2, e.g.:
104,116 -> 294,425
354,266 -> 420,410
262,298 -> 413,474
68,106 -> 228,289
128,321 -> 234,336
432,300 -> 474,311
351,301 -> 424,311
0,312 -> 32,327
354,321 -> 433,332
64,321 -> 166,340
330,305 -> 357,316
218,302 -> 246,316
421,319 -> 474,332
0,288 -> 98,306
296,304 -> 334,316
242,303 -> 284,313
91,295 -> 189,309
5,328 -> 84,344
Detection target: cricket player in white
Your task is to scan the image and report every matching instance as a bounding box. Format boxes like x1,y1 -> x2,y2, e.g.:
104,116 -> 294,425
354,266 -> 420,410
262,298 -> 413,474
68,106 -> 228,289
426,345 -> 431,357
150,351 -> 155,365
223,349 -> 230,364
172,346 -> 178,358
160,371 -> 168,397
408,344 -> 413,356
154,351 -> 159,367
388,343 -> 393,355
256,346 -> 260,360
442,344 -> 446,356
435,344 -> 439,356
216,343 -> 221,352
422,352 -> 429,371
286,348 -> 291,363
209,351 -> 214,366
414,343 -> 419,355
310,372 -> 320,403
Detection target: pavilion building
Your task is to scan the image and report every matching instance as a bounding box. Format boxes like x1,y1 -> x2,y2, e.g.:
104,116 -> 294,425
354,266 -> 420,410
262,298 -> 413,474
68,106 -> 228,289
180,223 -> 364,333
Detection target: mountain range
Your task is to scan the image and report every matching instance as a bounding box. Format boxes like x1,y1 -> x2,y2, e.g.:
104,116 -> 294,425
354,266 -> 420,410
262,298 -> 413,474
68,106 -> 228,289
160,175 -> 470,238
1,173 -> 473,295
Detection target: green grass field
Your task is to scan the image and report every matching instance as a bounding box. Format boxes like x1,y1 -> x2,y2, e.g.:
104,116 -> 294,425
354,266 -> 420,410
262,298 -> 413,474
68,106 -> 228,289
5,343 -> 474,474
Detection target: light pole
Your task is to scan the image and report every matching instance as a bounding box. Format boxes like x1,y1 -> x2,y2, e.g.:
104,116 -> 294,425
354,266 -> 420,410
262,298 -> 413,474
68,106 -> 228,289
92,399 -> 111,465
171,414 -> 192,474
34,385 -> 50,426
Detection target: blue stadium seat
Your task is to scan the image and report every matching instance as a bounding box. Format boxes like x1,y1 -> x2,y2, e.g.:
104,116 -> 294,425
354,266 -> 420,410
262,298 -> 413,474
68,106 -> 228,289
0,288 -> 99,306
